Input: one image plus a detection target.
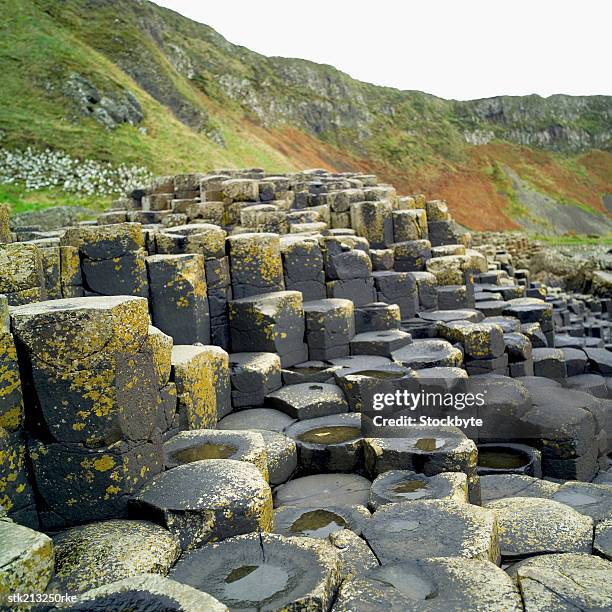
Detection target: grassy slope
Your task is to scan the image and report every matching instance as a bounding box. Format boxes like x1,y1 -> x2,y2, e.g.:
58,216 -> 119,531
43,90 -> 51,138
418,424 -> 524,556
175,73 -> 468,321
0,0 -> 610,233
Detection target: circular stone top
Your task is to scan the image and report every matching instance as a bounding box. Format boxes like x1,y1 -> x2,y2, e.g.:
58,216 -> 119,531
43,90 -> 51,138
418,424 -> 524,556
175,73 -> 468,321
369,470 -> 467,510
334,557 -> 522,611
65,575 -> 227,612
132,459 -> 269,512
170,533 -> 340,610
486,497 -> 593,557
274,473 -> 371,508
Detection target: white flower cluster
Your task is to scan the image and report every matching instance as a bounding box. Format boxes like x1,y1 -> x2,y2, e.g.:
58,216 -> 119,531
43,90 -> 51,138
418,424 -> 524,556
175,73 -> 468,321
0,147 -> 153,196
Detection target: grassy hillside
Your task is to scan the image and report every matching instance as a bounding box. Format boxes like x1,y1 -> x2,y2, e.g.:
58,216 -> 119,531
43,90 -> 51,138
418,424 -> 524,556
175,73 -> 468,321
0,0 -> 610,234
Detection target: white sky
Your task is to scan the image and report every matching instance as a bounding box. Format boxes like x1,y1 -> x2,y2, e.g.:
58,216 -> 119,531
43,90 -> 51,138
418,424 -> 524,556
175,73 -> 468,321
151,0 -> 612,101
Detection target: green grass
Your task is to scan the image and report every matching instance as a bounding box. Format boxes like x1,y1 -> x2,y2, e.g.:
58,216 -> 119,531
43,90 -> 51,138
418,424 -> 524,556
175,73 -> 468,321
0,183 -> 110,215
533,233 -> 612,246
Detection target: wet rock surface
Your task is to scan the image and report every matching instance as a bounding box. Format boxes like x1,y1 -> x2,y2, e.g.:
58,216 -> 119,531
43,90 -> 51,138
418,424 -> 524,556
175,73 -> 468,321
334,557 -> 522,611
362,499 -> 499,564
170,533 -> 341,611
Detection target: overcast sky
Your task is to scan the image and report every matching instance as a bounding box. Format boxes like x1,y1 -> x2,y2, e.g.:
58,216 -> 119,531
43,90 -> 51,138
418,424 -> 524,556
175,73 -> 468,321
151,0 -> 611,101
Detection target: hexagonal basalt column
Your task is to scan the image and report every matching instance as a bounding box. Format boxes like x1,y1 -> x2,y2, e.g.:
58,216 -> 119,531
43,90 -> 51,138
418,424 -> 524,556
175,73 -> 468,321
362,499 -> 499,564
227,233 -> 284,299
392,209 -> 428,242
350,200 -> 393,248
229,352 -> 281,408
171,345 -> 231,429
10,296 -> 163,446
303,299 -> 355,361
163,429 -> 268,480
363,426 -> 477,481
393,240 -> 432,272
0,243 -> 45,306
267,382 -> 348,420
61,223 -> 148,297
279,235 -> 326,301
130,459 -> 272,550
285,413 -> 363,473
229,291 -> 307,367
170,533 -> 341,610
146,254 -> 210,345
392,339 -> 463,369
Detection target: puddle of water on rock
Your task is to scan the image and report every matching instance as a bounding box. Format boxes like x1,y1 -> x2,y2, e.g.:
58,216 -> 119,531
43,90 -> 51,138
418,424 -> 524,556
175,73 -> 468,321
414,438 -> 445,452
478,449 -> 528,470
298,426 -> 361,444
290,509 -> 348,537
352,370 -> 404,379
376,566 -> 436,601
173,442 -> 237,463
391,480 -> 429,500
287,367 -> 327,377
386,519 -> 420,533
554,490 -> 599,506
224,564 -> 289,602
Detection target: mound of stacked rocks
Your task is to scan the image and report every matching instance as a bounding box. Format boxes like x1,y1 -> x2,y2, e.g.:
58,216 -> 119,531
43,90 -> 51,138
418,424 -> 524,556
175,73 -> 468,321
1,169 -> 611,610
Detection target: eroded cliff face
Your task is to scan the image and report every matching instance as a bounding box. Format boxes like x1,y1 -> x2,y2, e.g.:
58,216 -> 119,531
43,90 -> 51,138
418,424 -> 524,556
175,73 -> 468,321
457,95 -> 612,152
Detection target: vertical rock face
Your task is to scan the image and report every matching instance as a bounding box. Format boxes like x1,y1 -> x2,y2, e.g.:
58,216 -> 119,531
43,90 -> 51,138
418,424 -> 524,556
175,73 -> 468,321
0,301 -> 23,433
11,297 -> 158,445
0,428 -> 37,528
229,291 -> 307,367
147,254 -> 210,345
0,243 -> 45,305
227,233 -> 285,299
61,223 -> 148,298
0,205 -> 10,244
9,296 -> 168,527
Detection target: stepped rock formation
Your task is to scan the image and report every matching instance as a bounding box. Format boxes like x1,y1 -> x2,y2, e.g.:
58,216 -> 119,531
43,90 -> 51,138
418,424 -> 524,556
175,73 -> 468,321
0,168 -> 611,610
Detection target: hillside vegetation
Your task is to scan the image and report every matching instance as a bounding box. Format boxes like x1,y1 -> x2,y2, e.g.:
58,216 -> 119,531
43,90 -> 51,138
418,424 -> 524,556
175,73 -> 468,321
0,0 -> 611,234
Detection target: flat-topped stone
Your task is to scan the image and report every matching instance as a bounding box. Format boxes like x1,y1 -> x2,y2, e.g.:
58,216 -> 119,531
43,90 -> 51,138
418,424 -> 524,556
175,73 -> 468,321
362,499 -> 499,564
